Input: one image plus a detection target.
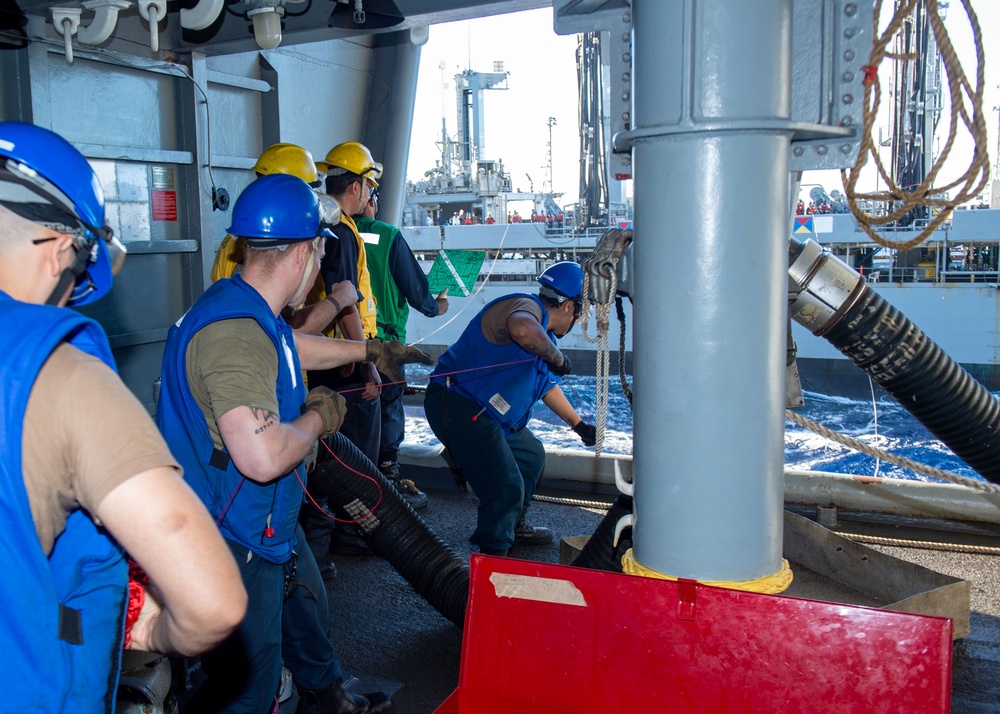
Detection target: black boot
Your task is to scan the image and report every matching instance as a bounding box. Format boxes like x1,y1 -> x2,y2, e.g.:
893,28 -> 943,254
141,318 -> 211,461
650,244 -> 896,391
513,503 -> 553,546
295,678 -> 394,714
379,460 -> 428,510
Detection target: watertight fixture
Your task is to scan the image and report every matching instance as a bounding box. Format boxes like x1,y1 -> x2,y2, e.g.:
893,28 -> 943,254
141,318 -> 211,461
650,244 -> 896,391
247,0 -> 284,50
328,0 -> 402,30
50,7 -> 80,63
137,0 -> 166,52
52,0 -> 138,62
180,0 -> 224,31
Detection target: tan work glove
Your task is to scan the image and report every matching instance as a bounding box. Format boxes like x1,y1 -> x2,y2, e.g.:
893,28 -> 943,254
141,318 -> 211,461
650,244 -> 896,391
304,386 -> 347,436
365,339 -> 435,383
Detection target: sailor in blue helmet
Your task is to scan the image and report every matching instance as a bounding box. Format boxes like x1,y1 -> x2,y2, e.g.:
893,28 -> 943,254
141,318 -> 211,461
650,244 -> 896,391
424,261 -> 598,556
157,172 -> 414,714
0,121 -> 247,711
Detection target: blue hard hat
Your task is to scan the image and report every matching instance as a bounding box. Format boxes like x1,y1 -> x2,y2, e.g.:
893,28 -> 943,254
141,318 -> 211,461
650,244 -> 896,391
537,261 -> 584,302
228,173 -> 330,244
0,121 -> 123,306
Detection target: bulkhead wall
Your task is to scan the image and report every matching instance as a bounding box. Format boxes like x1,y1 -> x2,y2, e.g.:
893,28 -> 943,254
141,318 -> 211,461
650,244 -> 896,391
1,30 -> 381,410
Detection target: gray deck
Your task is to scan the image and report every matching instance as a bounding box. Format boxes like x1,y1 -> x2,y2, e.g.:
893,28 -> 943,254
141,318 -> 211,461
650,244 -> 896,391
306,483 -> 1000,713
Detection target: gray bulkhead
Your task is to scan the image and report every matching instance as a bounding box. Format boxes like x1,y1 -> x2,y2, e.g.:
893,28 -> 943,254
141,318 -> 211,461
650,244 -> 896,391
0,8 -> 437,411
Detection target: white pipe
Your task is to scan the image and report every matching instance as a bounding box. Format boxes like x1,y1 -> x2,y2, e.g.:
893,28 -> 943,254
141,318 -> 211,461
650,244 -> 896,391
78,0 -> 130,45
137,0 -> 165,53
50,8 -> 81,64
180,0 -> 224,31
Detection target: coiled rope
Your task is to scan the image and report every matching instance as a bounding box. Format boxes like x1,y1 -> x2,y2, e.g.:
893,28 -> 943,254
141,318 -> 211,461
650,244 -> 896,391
842,0 -> 989,250
580,269 -> 614,456
581,228 -> 633,456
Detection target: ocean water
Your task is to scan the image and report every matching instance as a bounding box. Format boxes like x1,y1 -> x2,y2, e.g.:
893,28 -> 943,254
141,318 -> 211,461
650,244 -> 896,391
403,367 -> 987,484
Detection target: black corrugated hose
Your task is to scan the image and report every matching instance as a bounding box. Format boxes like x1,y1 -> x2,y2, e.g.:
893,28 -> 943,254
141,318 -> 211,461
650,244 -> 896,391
570,494 -> 633,572
313,432 -> 470,627
823,284 -> 1000,483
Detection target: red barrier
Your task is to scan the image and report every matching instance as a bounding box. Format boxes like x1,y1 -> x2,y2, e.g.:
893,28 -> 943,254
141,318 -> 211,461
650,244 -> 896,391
436,555 -> 952,713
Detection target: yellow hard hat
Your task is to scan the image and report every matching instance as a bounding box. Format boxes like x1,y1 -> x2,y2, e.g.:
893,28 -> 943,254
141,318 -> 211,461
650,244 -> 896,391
318,141 -> 382,187
253,143 -> 320,185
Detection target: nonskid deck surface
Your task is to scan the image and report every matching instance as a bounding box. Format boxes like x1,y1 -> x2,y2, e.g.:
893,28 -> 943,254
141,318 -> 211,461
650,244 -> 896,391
302,486 -> 1000,714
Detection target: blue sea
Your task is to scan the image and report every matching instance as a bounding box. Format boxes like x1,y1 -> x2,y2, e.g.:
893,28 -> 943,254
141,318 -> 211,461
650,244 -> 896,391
404,368 -> 988,484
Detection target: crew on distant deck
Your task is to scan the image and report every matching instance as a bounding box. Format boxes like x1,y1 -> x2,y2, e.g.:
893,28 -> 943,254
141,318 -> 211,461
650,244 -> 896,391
423,261 -> 597,556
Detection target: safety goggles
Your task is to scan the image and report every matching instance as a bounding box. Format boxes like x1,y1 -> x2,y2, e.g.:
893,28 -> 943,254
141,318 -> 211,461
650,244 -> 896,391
315,191 -> 342,229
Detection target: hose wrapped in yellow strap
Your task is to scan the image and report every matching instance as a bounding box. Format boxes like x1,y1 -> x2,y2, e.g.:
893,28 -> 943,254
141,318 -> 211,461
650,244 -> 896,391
620,548 -> 793,595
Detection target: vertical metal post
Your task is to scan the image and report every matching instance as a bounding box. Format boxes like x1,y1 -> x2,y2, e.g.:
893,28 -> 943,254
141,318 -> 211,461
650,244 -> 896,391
628,0 -> 792,581
366,29 -> 423,227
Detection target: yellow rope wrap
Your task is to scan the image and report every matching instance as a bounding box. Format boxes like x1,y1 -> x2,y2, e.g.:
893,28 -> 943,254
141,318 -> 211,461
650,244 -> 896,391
621,549 -> 794,595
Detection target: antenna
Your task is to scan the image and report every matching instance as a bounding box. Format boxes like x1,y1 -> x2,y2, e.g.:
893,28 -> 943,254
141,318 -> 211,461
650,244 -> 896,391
546,117 -> 557,194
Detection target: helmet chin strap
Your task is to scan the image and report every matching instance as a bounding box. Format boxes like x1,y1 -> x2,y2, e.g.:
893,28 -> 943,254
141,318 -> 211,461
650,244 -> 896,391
46,241 -> 91,306
291,240 -> 319,306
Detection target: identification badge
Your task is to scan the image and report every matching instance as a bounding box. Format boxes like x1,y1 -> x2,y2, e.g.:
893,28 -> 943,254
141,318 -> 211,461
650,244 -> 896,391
489,393 -> 511,415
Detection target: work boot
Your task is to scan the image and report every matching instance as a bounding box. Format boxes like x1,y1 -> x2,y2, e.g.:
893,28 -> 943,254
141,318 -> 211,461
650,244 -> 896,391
513,504 -> 553,546
327,522 -> 375,557
379,460 -> 428,510
296,678 -> 395,714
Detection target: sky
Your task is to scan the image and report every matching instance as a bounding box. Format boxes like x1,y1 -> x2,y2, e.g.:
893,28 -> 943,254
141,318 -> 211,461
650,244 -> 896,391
406,3 -> 1000,209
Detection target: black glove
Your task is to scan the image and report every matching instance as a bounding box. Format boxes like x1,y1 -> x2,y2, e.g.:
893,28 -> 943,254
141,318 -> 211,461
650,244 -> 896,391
572,421 -> 596,447
547,353 -> 572,377
366,339 -> 435,383
305,386 -> 347,436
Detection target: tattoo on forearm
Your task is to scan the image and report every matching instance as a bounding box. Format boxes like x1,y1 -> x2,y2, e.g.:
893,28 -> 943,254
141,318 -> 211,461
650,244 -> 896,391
251,408 -> 278,436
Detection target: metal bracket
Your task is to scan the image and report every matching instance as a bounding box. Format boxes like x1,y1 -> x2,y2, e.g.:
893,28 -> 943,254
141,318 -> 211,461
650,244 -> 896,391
788,0 -> 873,171
555,0 -> 872,173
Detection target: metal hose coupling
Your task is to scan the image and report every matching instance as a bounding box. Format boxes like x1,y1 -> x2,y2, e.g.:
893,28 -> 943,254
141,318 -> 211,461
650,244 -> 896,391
787,236 -> 866,336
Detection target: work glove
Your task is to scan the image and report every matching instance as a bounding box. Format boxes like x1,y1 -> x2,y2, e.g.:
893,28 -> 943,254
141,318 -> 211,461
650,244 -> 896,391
547,353 -> 572,377
572,421 -> 597,447
305,386 -> 347,436
366,339 -> 434,383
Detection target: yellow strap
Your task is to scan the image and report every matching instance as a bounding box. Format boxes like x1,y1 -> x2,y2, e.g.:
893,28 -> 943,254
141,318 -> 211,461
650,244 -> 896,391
621,548 -> 794,595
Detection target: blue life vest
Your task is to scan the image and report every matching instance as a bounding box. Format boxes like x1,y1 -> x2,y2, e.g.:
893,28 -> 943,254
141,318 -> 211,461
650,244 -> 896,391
431,293 -> 559,434
0,291 -> 127,712
157,274 -> 306,564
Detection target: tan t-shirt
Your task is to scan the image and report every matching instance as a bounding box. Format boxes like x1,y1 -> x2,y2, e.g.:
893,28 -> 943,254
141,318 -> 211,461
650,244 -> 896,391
481,296 -> 544,345
22,343 -> 181,555
185,318 -> 280,450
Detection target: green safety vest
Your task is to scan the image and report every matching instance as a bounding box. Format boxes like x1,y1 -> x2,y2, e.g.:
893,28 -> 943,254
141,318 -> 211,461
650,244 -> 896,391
356,216 -> 409,342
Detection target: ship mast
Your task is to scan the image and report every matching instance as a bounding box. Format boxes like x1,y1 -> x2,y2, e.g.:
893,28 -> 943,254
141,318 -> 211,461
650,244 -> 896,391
577,31 -> 609,227
890,0 -> 944,223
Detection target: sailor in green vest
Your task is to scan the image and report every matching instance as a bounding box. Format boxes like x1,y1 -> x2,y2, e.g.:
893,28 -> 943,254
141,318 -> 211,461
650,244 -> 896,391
356,189 -> 449,509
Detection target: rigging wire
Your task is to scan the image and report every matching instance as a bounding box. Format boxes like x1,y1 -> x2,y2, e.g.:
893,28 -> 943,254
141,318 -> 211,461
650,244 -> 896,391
785,408 -> 1000,494
842,0 -> 990,250
868,375 -> 881,479
408,222 -> 512,347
